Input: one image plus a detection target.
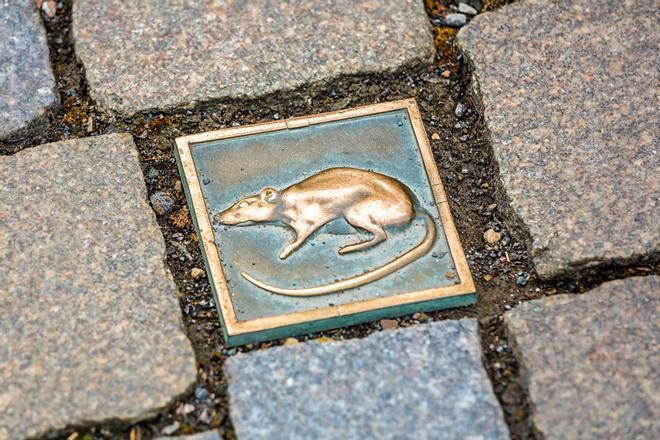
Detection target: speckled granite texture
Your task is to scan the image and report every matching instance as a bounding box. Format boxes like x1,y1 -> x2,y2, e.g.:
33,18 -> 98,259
0,134 -> 197,439
0,0 -> 59,141
505,276 -> 659,439
225,319 -> 508,440
458,0 -> 659,278
156,431 -> 221,440
72,0 -> 435,115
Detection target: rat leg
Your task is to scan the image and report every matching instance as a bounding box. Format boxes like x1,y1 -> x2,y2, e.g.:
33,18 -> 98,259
340,215 -> 387,254
279,222 -> 316,259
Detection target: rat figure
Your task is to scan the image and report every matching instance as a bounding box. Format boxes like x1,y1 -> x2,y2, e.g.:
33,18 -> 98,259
215,167 -> 436,297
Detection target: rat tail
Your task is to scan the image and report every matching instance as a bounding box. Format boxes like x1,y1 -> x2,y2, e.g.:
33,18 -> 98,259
240,211 -> 437,297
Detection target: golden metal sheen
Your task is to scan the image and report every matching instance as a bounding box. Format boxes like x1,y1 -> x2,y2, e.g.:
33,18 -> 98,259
215,167 -> 437,297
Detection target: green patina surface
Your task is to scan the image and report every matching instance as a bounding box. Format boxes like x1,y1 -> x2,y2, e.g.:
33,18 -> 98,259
176,109 -> 474,346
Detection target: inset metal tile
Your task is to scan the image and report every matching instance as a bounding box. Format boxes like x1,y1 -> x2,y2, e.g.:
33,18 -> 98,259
175,99 -> 474,346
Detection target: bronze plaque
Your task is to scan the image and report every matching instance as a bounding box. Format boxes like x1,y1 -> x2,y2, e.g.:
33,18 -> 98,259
175,99 -> 474,346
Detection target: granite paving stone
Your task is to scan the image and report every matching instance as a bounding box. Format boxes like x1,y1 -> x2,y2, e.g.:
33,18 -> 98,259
0,134 -> 197,439
225,319 -> 508,440
72,0 -> 435,116
505,276 -> 659,439
457,0 -> 659,278
156,431 -> 221,440
0,0 -> 59,141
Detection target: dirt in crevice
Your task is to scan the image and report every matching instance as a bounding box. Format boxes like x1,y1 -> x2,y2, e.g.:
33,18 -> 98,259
2,1 -> 658,440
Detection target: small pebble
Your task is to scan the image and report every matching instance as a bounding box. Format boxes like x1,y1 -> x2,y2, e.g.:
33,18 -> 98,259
174,180 -> 183,193
444,13 -> 467,27
412,312 -> 430,322
40,0 -> 57,18
161,421 -> 179,435
180,403 -> 195,415
441,70 -> 451,78
147,167 -> 159,178
516,274 -> 529,286
198,409 -> 212,424
194,387 -> 209,401
380,319 -> 399,330
484,229 -> 501,243
431,132 -> 440,141
454,103 -> 466,117
483,274 -> 493,282
150,191 -> 175,215
314,337 -> 333,343
283,337 -> 300,346
458,3 -> 478,15
191,267 -> 205,280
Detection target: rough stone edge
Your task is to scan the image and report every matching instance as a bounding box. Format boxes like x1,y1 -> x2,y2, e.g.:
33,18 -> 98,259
91,133 -> 199,430
502,288 -> 569,440
502,276 -> 659,439
155,430 -> 222,440
4,133 -> 199,438
224,319 -> 509,439
70,3 -> 436,117
83,52 -> 437,118
0,2 -> 60,143
455,8 -> 539,276
223,318 -> 482,373
1,105 -> 53,143
455,5 -> 660,280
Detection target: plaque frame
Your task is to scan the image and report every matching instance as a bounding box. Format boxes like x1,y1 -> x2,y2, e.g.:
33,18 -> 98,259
175,99 -> 475,346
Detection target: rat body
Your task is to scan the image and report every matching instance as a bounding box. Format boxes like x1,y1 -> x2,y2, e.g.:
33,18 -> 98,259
215,167 -> 436,296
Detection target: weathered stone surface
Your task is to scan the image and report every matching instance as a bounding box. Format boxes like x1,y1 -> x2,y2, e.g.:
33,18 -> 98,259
72,0 -> 435,115
225,319 -> 508,439
156,431 -> 221,440
505,276 -> 659,439
458,0 -> 659,278
0,0 -> 59,141
0,134 -> 197,439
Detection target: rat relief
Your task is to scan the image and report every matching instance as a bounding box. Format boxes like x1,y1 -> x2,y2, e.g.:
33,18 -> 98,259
214,167 -> 436,297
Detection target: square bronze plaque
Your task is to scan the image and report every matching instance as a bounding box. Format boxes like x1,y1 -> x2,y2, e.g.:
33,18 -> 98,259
175,99 -> 475,346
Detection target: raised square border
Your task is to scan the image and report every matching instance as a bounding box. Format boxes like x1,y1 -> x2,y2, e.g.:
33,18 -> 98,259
175,99 -> 475,345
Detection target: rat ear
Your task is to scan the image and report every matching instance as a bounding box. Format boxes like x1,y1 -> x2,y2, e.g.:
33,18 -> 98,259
260,187 -> 279,202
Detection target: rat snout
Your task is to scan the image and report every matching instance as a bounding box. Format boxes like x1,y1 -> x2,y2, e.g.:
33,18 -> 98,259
214,208 -> 239,225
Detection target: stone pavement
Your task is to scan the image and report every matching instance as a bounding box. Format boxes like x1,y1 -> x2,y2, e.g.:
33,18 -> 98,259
458,0 -> 659,278
0,0 -> 59,141
0,134 -> 197,438
1,0 -> 659,438
225,320 -> 509,440
72,0 -> 435,116
505,276 -> 659,439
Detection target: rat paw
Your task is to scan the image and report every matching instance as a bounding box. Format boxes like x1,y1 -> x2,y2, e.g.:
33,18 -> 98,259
279,247 -> 293,260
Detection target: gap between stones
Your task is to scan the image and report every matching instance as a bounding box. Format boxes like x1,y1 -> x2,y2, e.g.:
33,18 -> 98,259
1,1 -> 656,439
